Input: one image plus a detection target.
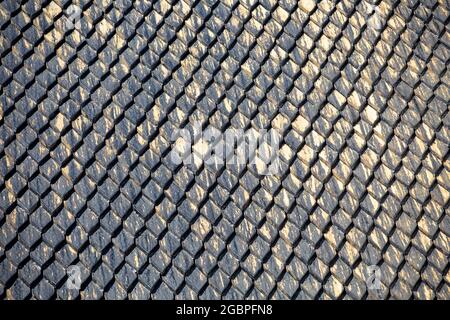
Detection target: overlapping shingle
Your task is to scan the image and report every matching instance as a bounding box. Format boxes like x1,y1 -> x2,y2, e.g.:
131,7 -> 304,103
0,0 -> 449,300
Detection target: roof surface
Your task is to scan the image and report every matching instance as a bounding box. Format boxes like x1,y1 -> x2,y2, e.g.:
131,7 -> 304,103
0,0 -> 449,300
